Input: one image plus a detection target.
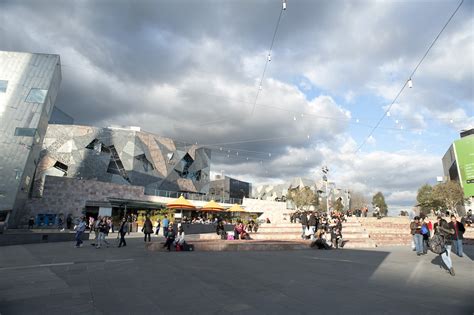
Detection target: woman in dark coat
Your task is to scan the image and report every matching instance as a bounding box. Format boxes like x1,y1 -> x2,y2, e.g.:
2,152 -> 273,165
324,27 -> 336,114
142,217 -> 153,242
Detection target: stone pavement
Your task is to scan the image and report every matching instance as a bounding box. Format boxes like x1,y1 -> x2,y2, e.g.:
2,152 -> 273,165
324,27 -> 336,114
0,237 -> 473,315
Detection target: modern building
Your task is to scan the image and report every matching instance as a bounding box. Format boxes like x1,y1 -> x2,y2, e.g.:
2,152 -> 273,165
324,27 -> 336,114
0,51 -> 61,227
208,175 -> 251,203
48,106 -> 74,125
442,129 -> 474,198
32,124 -> 212,198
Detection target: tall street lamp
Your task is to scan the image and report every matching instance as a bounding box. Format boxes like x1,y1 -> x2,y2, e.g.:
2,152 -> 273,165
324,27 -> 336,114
322,166 -> 329,217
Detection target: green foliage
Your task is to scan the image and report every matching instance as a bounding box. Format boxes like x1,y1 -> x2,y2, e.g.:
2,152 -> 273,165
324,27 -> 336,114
350,191 -> 367,210
372,192 -> 388,216
334,198 -> 344,213
432,181 -> 466,216
286,187 -> 318,211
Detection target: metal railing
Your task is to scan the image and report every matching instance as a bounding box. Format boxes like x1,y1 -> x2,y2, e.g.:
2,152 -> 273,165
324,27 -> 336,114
144,188 -> 243,205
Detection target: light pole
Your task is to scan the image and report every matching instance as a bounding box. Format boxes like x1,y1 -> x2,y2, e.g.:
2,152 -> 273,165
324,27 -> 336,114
322,166 -> 329,217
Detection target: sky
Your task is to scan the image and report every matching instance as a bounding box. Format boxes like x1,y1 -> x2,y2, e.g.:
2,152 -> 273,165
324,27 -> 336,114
1,0 -> 473,213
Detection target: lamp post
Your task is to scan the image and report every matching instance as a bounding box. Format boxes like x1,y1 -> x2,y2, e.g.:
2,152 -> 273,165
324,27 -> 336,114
322,166 -> 329,217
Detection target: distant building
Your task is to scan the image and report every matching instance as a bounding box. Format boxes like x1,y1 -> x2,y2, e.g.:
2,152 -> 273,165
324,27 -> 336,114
0,51 -> 61,227
442,129 -> 474,198
208,175 -> 251,203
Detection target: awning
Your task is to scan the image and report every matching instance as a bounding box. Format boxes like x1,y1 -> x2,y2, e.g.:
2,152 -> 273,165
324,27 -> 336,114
201,200 -> 225,212
167,195 -> 196,210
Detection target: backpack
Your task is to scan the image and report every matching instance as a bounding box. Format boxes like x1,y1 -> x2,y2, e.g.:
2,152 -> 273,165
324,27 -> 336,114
429,234 -> 446,254
421,225 -> 429,235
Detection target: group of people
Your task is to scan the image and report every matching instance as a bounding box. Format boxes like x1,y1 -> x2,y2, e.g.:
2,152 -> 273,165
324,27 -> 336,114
410,214 -> 465,276
293,211 -> 345,249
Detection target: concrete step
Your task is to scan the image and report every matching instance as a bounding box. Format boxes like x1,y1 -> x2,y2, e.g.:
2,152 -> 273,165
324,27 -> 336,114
145,240 -> 310,251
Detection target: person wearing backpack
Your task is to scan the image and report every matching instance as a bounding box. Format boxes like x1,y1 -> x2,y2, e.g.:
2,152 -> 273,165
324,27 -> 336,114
420,217 -> 430,254
434,216 -> 456,276
410,216 -> 423,256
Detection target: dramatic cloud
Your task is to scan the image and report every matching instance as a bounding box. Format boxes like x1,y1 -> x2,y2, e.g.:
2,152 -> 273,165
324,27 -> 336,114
1,0 -> 472,211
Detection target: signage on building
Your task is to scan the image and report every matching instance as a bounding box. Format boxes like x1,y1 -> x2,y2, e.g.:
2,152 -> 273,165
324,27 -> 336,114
454,136 -> 474,197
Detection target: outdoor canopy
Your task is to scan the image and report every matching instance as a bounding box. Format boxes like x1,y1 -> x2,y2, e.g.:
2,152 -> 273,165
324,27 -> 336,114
226,204 -> 247,213
200,200 -> 225,212
166,195 -> 196,210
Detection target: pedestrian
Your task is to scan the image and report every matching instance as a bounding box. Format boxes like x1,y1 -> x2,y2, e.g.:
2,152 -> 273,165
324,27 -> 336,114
155,218 -> 161,235
308,212 -> 317,241
420,217 -> 430,254
174,224 -> 185,250
163,223 -> 176,251
96,217 -> 108,249
66,214 -> 73,230
410,216 -> 423,256
74,217 -> 87,248
162,215 -> 170,237
118,217 -> 129,247
142,216 -> 153,242
28,216 -> 35,229
449,214 -> 465,257
300,212 -> 308,239
57,216 -> 64,231
434,216 -> 456,276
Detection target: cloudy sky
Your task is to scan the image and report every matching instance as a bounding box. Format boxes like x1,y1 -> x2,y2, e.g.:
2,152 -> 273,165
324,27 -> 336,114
1,0 -> 473,212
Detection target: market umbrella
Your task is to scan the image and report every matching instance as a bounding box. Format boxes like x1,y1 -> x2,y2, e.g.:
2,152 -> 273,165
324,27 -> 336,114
227,204 -> 247,213
201,200 -> 225,212
166,195 -> 196,210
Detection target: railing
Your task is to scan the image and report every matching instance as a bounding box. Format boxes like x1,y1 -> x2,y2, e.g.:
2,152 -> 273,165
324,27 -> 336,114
144,188 -> 243,205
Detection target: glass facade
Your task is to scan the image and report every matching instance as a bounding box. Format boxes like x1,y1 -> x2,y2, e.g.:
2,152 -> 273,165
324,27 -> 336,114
25,88 -> 48,103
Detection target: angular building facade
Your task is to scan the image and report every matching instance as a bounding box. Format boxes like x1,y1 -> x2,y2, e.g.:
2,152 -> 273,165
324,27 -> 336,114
0,51 -> 61,226
33,124 -> 211,198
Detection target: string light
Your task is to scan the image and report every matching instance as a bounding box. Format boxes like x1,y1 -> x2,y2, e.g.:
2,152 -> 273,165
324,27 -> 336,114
386,111 -> 391,117
408,78 -> 413,89
293,116 -> 297,121
283,0 -> 287,10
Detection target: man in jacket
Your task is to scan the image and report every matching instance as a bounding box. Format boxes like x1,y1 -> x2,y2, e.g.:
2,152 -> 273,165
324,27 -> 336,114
300,212 -> 308,239
449,215 -> 465,257
162,215 -> 170,237
118,217 -> 129,248
410,216 -> 423,256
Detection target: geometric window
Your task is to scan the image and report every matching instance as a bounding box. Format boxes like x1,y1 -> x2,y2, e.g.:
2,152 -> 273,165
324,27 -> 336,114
25,88 -> 48,103
0,80 -> 7,93
53,161 -> 68,173
135,154 -> 155,172
14,127 -> 37,137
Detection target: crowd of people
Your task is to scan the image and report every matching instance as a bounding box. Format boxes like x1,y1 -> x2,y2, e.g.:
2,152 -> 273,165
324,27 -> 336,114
410,214 -> 466,276
291,211 -> 345,249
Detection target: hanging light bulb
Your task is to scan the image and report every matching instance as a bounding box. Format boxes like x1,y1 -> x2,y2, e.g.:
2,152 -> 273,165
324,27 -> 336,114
259,85 -> 263,91
227,154 -> 230,158
408,78 -> 413,88
307,134 -> 310,139
386,111 -> 391,117
283,0 -> 287,10
268,153 -> 272,157
395,119 -> 399,124
450,119 -> 454,123
236,152 -> 239,156
268,54 -> 272,62
356,119 -> 359,123
246,157 -> 249,161
219,147 -> 222,151
293,116 -> 297,121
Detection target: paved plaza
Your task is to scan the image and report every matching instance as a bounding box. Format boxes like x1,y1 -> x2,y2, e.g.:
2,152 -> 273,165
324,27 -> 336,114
0,238 -> 473,315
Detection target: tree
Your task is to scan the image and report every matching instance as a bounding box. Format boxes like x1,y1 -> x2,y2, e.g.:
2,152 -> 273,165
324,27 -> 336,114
287,187 -> 318,211
432,181 -> 466,216
416,184 -> 443,215
334,198 -> 344,213
350,191 -> 367,210
372,192 -> 388,216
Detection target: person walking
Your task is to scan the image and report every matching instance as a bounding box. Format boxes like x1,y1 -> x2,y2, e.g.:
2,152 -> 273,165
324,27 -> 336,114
142,216 -> 153,242
118,217 -> 129,247
155,218 -> 161,235
175,224 -> 186,250
410,216 -> 423,256
449,214 -> 465,257
435,216 -> 455,276
162,215 -> 170,237
96,217 -> 108,249
74,217 -> 87,248
420,217 -> 430,254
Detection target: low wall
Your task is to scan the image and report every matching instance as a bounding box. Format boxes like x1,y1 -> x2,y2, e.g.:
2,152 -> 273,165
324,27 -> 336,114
168,223 -> 233,235
0,231 -> 89,246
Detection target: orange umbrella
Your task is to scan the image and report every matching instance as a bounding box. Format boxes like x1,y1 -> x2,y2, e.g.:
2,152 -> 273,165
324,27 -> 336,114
166,195 -> 196,210
227,204 -> 247,213
201,200 -> 225,212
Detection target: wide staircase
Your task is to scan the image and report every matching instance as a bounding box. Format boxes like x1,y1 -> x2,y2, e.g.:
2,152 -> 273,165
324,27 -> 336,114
190,217 -> 474,249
